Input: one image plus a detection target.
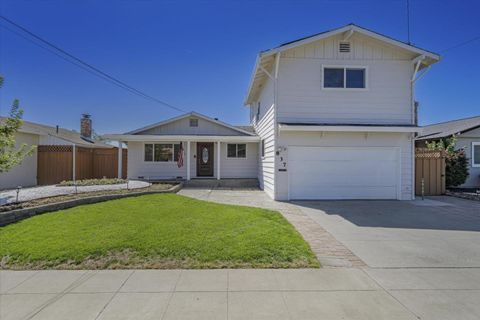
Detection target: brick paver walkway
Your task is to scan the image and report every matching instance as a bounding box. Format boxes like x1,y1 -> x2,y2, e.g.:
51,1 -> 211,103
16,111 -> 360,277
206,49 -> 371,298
179,188 -> 365,268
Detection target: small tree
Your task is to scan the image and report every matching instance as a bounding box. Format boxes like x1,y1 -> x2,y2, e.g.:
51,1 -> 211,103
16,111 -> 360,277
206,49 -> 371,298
0,75 -> 36,173
426,135 -> 469,187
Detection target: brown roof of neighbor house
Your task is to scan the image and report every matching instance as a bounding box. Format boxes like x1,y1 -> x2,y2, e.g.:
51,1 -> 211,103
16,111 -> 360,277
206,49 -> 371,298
0,117 -> 114,148
416,116 -> 480,140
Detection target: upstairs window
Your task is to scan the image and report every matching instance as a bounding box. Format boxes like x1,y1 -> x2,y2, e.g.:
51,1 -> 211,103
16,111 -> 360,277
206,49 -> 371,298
227,144 -> 247,158
323,67 -> 366,89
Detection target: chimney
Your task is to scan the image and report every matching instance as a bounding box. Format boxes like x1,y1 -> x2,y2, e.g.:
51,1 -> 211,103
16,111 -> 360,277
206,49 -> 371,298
80,114 -> 92,138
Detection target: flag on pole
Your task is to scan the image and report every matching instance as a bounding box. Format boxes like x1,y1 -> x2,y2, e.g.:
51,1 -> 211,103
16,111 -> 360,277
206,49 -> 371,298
177,142 -> 184,168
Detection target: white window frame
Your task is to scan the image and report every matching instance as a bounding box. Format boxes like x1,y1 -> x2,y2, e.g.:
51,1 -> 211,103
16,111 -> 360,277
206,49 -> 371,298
144,143 -> 181,163
472,142 -> 480,167
321,65 -> 368,91
226,143 -> 247,159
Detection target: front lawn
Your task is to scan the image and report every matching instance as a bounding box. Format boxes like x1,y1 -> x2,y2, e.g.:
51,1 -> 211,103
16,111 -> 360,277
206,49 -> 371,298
0,194 -> 319,269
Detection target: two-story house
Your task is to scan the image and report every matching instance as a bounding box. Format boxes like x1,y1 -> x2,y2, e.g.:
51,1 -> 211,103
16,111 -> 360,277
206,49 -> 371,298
105,24 -> 440,200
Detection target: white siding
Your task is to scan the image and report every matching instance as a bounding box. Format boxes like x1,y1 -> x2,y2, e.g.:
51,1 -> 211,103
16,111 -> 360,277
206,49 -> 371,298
0,132 -> 39,190
457,127 -> 480,187
127,141 -> 187,180
127,141 -> 259,180
277,33 -> 414,125
275,131 -> 414,200
136,117 -> 246,136
253,75 -> 276,198
220,143 -> 258,178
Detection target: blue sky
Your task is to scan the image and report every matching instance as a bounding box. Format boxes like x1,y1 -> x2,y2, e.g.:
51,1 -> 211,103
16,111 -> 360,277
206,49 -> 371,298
0,0 -> 479,134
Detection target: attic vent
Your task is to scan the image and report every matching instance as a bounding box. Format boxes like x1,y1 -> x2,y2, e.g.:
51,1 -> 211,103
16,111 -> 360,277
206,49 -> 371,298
189,118 -> 198,127
339,42 -> 351,53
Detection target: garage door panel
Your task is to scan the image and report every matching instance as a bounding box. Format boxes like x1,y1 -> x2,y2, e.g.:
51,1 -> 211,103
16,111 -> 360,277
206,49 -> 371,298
288,147 -> 399,200
290,186 -> 397,200
290,148 -> 398,162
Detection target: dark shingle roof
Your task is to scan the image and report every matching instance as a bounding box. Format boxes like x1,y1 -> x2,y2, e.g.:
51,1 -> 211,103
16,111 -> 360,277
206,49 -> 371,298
234,125 -> 255,134
0,117 -> 113,148
417,116 -> 480,140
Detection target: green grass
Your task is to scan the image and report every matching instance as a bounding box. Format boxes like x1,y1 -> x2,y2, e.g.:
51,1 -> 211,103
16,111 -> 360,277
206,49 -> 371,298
0,194 -> 319,269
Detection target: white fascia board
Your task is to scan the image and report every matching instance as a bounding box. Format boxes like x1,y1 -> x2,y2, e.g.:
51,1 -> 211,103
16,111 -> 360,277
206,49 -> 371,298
126,111 -> 255,137
279,124 -> 422,133
261,25 -> 440,61
244,54 -> 261,106
102,134 -> 260,143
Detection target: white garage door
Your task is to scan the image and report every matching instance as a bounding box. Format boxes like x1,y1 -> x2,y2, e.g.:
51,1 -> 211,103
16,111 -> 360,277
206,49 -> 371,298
288,147 -> 399,200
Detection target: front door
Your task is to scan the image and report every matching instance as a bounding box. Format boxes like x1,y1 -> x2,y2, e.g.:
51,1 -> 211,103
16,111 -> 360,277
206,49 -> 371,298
196,142 -> 214,177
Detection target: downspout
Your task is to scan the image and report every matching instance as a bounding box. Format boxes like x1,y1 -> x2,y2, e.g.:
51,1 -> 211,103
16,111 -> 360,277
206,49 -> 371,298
273,53 -> 280,199
410,55 -> 431,200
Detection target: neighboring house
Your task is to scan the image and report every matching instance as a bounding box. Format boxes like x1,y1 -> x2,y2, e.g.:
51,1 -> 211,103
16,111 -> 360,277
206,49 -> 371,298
416,116 -> 480,188
0,114 -> 113,190
105,24 -> 441,200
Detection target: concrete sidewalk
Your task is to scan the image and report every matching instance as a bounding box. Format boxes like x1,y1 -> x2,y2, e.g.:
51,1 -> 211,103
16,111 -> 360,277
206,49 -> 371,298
1,268 -> 419,320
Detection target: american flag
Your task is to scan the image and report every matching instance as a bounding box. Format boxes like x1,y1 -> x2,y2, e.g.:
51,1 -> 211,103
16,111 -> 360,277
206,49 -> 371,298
177,142 -> 184,168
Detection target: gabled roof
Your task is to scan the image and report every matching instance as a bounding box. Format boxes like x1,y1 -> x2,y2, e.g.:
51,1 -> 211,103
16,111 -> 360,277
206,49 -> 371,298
416,116 -> 480,140
244,23 -> 441,105
126,111 -> 256,136
0,117 -> 113,148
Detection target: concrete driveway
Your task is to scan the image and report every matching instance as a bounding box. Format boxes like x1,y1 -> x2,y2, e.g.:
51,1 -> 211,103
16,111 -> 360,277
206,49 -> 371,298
179,188 -> 480,320
295,196 -> 480,268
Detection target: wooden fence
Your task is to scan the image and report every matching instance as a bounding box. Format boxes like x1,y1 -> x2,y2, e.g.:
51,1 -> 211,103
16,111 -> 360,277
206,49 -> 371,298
37,145 -> 127,185
415,148 -> 446,196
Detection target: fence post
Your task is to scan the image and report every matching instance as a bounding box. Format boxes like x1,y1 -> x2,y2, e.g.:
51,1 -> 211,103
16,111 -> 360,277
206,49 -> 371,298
421,177 -> 425,200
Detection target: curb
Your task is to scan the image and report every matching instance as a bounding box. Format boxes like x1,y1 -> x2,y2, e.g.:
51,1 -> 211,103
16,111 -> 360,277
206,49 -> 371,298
0,183 -> 183,227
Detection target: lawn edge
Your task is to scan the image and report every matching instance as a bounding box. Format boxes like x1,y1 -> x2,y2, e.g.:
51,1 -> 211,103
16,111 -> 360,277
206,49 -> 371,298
0,183 -> 183,226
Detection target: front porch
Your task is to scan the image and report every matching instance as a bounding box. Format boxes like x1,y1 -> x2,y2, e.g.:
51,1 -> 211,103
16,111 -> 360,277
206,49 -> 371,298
107,136 -> 260,182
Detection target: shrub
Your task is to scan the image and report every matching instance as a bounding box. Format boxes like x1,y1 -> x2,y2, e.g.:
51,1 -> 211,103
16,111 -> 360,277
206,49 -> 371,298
426,136 -> 469,187
445,149 -> 469,187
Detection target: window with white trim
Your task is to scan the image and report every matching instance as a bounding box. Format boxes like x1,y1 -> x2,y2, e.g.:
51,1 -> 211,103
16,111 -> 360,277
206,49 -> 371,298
473,142 -> 480,167
145,143 -> 181,162
323,67 -> 366,89
227,144 -> 246,158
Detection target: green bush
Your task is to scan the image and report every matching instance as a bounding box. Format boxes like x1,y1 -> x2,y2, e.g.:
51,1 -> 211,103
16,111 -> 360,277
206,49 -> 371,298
426,136 -> 469,187
445,149 -> 469,187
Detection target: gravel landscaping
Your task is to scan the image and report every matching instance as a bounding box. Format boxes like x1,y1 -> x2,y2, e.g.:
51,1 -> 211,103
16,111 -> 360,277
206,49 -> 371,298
0,180 -> 150,205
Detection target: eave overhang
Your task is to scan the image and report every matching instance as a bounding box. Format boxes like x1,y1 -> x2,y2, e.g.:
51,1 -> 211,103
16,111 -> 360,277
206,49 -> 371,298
103,134 -> 260,143
278,123 -> 422,133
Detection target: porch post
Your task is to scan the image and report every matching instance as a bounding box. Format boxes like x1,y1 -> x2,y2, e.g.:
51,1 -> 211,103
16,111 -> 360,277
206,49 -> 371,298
217,141 -> 221,180
117,141 -> 123,179
72,144 -> 76,182
186,141 -> 191,180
